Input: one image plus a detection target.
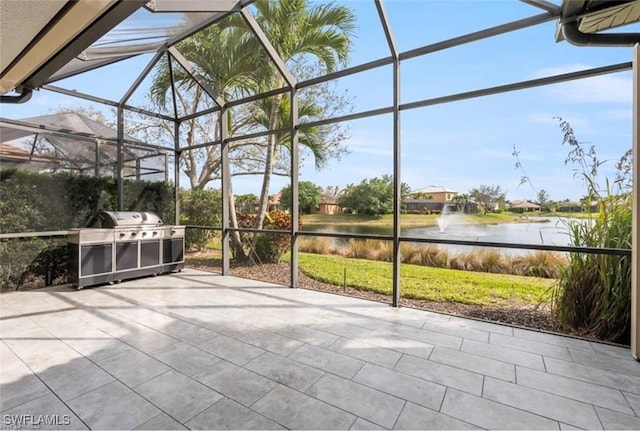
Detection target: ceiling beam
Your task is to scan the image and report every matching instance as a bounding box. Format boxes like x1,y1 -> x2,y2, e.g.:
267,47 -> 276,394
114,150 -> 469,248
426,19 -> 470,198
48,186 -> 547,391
23,1 -> 146,91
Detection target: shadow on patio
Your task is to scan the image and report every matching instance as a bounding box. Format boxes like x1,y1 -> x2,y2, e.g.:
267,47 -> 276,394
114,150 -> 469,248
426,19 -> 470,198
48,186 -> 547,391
2,268 -> 640,430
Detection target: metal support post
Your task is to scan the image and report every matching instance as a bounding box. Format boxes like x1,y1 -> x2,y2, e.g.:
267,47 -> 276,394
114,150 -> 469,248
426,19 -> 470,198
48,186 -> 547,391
290,88 -> 299,288
221,107 -> 231,275
95,141 -> 100,176
174,122 -> 181,225
391,58 -> 401,308
116,106 -> 124,210
632,43 -> 640,359
376,0 -> 401,307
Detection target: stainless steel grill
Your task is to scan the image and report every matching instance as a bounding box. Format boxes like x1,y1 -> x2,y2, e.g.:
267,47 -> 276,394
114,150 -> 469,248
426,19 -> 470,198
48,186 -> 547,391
68,211 -> 184,289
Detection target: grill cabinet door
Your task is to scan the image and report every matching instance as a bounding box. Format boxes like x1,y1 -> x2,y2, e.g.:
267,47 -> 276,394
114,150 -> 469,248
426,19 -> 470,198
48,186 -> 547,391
140,240 -> 161,267
116,242 -> 138,271
163,238 -> 184,263
80,244 -> 113,276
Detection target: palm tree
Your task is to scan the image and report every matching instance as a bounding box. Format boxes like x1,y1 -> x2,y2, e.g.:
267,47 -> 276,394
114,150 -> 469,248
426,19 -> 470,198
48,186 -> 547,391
149,17 -> 261,258
147,1 -> 356,258
150,18 -> 260,189
240,0 -> 356,231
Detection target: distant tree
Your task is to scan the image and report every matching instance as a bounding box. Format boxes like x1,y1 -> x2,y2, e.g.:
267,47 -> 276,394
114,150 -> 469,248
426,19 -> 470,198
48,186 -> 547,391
235,194 -> 258,213
324,185 -> 341,197
280,181 -> 323,214
411,192 -> 434,200
452,193 -> 470,213
536,189 -> 550,210
338,175 -> 410,216
469,185 -> 505,214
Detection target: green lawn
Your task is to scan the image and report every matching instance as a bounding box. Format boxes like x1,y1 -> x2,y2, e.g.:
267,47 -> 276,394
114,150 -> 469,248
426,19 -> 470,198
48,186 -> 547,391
293,252 -> 552,306
539,211 -> 596,219
301,212 -> 522,227
301,211 -> 595,227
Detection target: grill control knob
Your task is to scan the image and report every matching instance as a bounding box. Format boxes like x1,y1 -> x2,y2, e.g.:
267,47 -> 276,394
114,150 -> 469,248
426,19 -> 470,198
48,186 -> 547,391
170,230 -> 176,235
142,232 -> 147,237
119,233 -> 125,238
152,231 -> 158,236
131,232 -> 137,237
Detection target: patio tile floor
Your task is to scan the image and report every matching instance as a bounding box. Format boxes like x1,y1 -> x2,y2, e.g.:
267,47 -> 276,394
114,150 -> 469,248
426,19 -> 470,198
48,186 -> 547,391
2,268 -> 640,430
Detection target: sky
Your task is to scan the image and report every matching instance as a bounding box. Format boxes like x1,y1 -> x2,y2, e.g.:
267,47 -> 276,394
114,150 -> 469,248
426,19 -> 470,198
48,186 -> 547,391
1,0 -> 636,202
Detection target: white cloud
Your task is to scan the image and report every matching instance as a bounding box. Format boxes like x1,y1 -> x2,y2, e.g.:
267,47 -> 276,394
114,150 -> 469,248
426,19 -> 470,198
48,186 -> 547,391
346,134 -> 393,157
530,64 -> 632,105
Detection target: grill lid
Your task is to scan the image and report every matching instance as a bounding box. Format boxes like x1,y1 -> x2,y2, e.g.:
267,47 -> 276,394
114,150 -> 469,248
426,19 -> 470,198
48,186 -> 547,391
100,211 -> 162,228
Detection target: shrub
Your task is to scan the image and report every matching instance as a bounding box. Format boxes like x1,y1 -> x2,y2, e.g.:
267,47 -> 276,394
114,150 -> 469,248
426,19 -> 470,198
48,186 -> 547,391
416,245 -> 450,268
511,251 -> 566,279
181,188 -> 222,250
299,237 -> 335,255
236,211 -> 298,263
345,239 -> 371,259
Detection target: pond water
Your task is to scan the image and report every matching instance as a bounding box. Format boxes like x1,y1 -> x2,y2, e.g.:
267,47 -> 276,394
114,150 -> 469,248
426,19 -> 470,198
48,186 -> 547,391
303,216 -> 585,255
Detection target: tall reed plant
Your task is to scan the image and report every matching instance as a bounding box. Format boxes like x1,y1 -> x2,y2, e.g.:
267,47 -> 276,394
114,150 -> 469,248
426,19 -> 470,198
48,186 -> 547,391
550,119 -> 632,343
301,237 -> 566,278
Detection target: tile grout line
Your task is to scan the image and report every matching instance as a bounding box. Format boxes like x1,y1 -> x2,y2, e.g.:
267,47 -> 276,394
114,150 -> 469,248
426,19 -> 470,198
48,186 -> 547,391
483,376 -> 612,429
512,364 -> 640,417
86,294 -> 325,371
390,400 -> 408,430
350,356 -> 368,379
322,336 -> 402,369
298,376 -> 394,431
241,351 -> 327,393
438,387 -> 449,413
0,340 -> 92,431
394,352 -> 505,389
245,385 -> 293,430
459,339 -> 546,371
346,415 -> 359,430
180,395 -> 228,427
592,401 -> 606,430
333,366 -> 449,419
453,384 -> 593,430
49,328 -> 223,429
621,391 -> 640,417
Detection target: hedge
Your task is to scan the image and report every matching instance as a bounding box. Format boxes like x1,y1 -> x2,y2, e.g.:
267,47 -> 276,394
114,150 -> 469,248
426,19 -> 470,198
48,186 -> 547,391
0,169 -> 175,292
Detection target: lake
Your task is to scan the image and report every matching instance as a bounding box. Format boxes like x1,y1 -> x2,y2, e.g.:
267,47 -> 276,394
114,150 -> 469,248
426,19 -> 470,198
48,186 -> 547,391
303,216 -> 584,255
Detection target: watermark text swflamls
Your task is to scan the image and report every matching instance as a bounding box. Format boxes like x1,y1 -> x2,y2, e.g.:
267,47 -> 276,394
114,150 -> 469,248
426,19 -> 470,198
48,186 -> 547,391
2,414 -> 71,429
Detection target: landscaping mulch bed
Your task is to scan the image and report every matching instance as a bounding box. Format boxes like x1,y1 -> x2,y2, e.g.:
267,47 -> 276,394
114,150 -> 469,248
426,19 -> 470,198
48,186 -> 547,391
188,260 -> 573,336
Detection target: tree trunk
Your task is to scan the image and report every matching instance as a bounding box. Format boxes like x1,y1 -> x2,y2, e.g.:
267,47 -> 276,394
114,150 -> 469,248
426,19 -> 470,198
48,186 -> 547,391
228,178 -> 246,260
251,78 -> 285,257
254,91 -> 283,231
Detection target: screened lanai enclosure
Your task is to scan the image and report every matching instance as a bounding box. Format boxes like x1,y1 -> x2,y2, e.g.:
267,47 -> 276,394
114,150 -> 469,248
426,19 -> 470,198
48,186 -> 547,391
1,113 -> 168,178
1,0 -> 639,354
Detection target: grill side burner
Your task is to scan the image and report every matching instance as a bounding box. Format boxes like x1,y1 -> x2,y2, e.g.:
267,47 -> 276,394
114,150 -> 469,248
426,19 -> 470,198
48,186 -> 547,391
68,211 -> 184,289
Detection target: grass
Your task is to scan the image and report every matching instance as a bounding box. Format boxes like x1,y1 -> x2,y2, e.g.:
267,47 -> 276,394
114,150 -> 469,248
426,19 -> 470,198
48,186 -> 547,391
539,211 -> 595,219
298,237 -> 566,278
293,252 -> 552,306
301,212 -> 594,227
301,212 -> 522,227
